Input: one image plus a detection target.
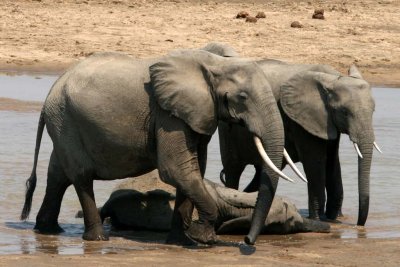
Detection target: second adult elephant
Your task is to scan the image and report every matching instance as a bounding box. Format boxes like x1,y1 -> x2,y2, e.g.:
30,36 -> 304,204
20,50 -> 297,246
219,60 -> 378,226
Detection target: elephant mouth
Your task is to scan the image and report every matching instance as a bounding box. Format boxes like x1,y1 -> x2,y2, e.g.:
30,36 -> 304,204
353,141 -> 382,158
253,136 -> 306,183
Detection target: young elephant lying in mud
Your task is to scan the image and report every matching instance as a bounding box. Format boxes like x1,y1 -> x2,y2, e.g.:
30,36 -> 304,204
84,171 -> 329,235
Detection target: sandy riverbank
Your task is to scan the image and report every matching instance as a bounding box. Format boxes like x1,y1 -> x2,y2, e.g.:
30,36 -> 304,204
0,0 -> 399,86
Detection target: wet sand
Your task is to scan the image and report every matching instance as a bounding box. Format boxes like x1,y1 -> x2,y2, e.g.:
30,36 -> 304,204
0,231 -> 400,266
1,0 -> 400,265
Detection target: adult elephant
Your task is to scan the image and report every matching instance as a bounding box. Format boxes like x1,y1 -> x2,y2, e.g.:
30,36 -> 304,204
20,50 -> 298,245
218,58 -> 378,226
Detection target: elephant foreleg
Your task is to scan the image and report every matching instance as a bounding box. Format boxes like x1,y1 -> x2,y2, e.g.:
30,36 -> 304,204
325,138 -> 344,220
166,135 -> 210,245
296,137 -> 327,220
303,159 -> 327,220
166,190 -> 195,245
222,164 -> 246,190
243,165 -> 261,192
156,113 -> 217,245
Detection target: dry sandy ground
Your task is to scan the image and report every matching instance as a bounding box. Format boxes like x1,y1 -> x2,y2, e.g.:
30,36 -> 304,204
0,0 -> 399,86
1,0 -> 400,265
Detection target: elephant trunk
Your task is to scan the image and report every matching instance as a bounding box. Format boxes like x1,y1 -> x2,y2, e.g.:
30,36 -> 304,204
356,136 -> 374,226
244,103 -> 284,245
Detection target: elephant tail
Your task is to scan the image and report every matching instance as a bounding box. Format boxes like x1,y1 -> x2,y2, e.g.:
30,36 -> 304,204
21,109 -> 45,221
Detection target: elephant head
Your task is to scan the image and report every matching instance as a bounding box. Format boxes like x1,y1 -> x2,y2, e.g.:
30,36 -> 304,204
280,65 -> 376,226
149,50 -> 290,244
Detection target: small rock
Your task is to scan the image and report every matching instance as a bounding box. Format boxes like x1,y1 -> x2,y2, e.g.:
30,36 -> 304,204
312,9 -> 325,19
165,39 -> 174,42
291,21 -> 303,28
314,8 -> 324,15
255,11 -> 266,18
245,16 -> 257,23
236,11 -> 249,19
312,13 -> 325,19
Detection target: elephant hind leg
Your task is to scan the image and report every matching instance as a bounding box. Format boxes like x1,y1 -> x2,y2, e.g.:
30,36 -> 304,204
35,151 -> 71,234
73,178 -> 108,241
54,131 -> 106,241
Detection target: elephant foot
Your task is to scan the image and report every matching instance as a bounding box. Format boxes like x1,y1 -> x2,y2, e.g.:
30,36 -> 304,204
337,210 -> 345,218
185,221 -> 217,245
325,209 -> 345,221
34,221 -> 64,234
82,224 -> 108,241
325,211 -> 344,223
166,229 -> 198,246
323,217 -> 342,224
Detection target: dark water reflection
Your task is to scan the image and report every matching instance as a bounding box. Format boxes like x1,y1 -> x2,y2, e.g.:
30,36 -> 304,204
0,74 -> 399,254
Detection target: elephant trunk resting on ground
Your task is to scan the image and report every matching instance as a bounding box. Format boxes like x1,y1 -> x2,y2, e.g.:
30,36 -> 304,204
92,172 -> 329,234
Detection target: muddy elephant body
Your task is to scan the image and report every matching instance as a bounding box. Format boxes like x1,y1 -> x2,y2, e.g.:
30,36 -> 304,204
98,172 -> 330,235
21,49 -> 289,245
219,58 -> 376,225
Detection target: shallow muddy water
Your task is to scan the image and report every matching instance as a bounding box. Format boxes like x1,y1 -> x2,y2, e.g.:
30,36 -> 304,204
0,74 -> 399,255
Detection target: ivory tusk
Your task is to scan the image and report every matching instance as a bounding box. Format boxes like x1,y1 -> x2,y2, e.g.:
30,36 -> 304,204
284,149 -> 308,183
253,136 -> 294,183
373,141 -> 382,154
353,143 -> 363,158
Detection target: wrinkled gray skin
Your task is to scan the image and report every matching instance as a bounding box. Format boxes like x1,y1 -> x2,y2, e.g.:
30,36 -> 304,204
97,177 -> 330,235
21,49 -> 285,245
212,46 -> 375,225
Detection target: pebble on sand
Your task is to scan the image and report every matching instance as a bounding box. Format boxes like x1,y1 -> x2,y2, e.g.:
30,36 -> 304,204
236,11 -> 249,19
255,12 -> 266,18
312,9 -> 325,19
291,21 -> 303,28
245,16 -> 258,23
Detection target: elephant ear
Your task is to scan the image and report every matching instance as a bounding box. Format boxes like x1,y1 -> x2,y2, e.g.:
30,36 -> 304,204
280,71 -> 338,140
149,56 -> 217,135
201,42 -> 239,57
348,64 -> 364,79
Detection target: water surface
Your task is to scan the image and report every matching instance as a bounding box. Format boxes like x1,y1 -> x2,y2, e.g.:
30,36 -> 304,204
0,74 -> 399,254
